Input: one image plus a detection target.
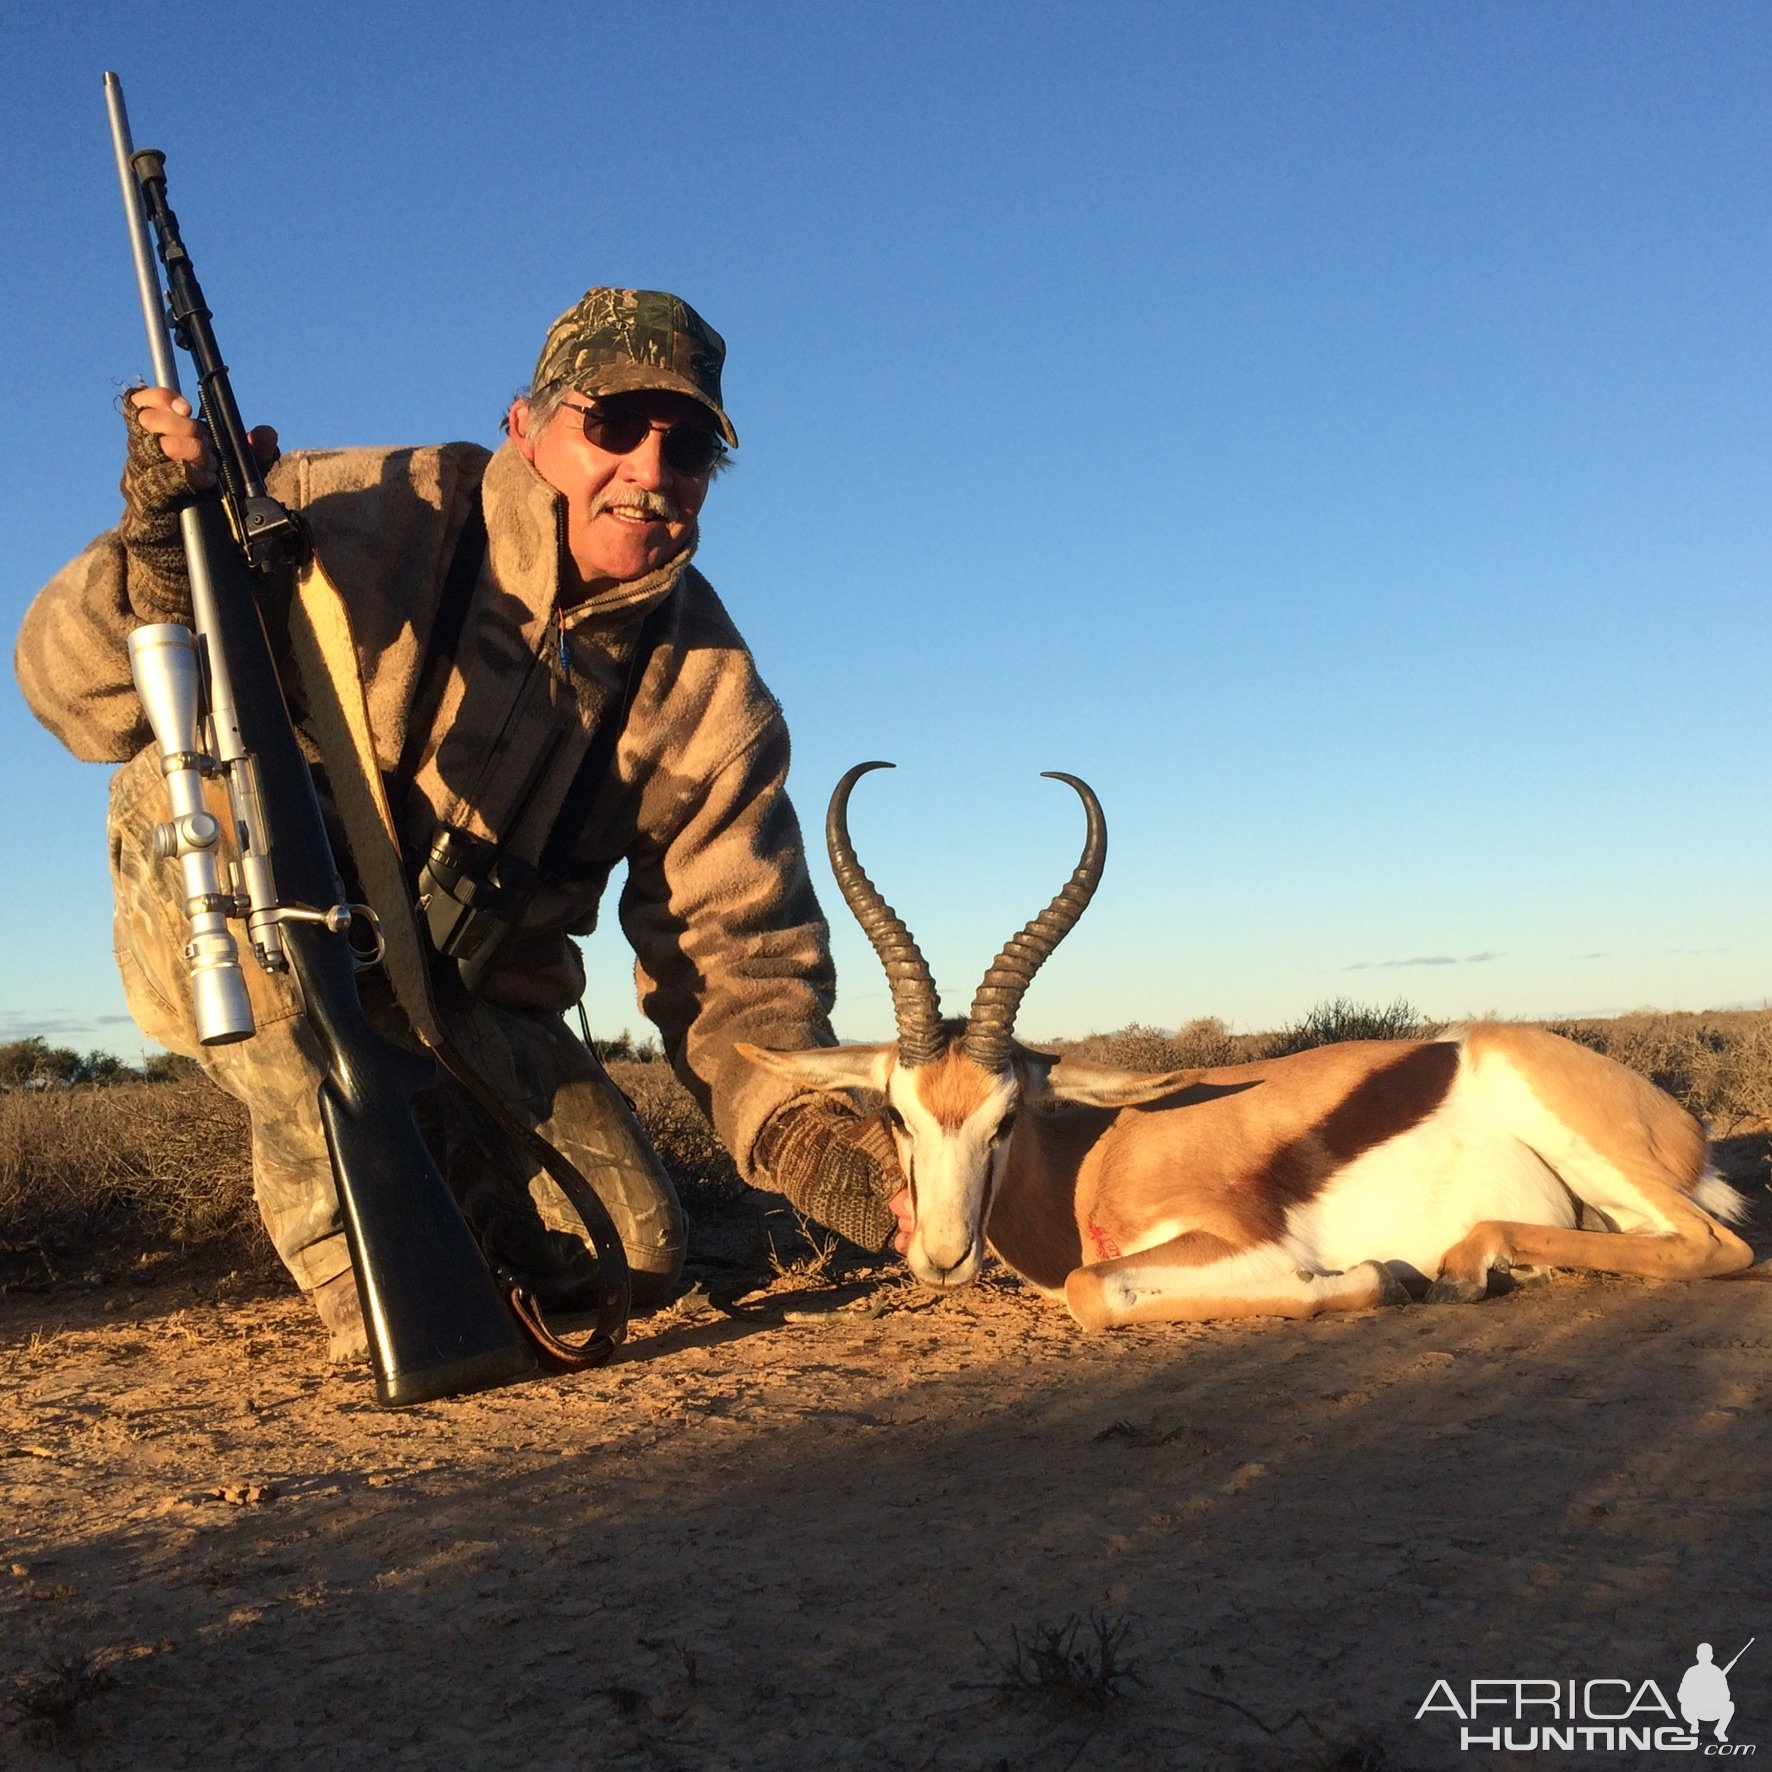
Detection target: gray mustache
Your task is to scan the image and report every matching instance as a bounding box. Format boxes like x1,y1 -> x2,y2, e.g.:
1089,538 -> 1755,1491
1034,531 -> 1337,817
590,487 -> 682,523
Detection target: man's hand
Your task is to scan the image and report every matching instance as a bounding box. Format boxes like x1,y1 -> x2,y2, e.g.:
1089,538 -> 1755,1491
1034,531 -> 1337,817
119,388 -> 282,610
128,385 -> 218,486
889,1185 -> 912,1253
124,384 -> 281,505
758,1097 -> 905,1252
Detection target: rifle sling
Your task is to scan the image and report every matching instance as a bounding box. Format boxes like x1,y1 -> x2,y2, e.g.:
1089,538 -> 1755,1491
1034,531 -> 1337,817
283,548 -> 630,1366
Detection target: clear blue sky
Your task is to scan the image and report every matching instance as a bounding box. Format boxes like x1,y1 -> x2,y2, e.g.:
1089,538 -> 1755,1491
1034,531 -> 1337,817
3,1 -> 1767,1057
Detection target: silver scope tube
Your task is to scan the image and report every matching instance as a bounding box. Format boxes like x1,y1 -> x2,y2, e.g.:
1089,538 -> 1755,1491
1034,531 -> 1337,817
127,625 -> 255,1044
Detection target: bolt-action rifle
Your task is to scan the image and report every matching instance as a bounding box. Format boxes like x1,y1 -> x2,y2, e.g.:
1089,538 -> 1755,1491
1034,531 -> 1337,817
102,73 -> 628,1406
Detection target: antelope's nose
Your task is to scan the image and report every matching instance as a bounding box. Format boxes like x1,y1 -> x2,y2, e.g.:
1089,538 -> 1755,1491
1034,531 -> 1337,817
918,1235 -> 979,1289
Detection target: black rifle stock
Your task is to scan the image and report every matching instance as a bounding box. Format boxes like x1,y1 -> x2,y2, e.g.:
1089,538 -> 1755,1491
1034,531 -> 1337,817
104,72 -> 539,1407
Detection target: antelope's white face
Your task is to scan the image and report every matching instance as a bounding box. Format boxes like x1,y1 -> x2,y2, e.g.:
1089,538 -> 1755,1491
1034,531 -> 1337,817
737,1036 -> 1191,1291
738,1039 -> 1020,1289
881,1047 -> 1021,1287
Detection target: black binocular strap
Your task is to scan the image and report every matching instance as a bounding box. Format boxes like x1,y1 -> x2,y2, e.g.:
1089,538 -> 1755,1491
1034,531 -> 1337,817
537,593 -> 672,879
394,491 -> 489,797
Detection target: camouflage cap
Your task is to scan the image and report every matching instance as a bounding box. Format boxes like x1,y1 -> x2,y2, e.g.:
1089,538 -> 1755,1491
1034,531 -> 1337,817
531,288 -> 738,447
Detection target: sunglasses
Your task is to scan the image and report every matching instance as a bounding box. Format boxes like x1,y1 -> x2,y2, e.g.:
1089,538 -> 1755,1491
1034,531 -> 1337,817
556,398 -> 725,476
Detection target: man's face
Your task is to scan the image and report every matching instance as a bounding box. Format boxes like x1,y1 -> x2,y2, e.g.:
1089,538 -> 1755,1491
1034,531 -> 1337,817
509,389 -> 716,591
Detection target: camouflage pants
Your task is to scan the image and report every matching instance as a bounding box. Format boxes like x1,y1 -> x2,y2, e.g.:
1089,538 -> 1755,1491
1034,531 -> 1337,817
107,748 -> 685,1302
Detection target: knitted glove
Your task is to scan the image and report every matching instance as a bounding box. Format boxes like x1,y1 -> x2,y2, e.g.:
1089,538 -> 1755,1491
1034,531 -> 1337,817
118,395 -> 200,616
758,1096 -> 903,1252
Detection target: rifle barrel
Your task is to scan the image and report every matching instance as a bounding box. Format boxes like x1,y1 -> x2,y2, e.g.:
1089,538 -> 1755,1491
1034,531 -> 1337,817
103,75 -> 181,394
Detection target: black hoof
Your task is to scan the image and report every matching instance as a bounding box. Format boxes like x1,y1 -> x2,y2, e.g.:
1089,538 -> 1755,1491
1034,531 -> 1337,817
1370,1262 -> 1414,1307
1424,1273 -> 1487,1305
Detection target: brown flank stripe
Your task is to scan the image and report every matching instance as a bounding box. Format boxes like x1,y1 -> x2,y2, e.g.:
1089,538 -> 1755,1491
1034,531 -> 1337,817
1249,1041 -> 1460,1242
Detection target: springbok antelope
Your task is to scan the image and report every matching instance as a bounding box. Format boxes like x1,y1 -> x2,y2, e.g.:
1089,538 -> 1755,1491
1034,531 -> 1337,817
739,764 -> 1756,1329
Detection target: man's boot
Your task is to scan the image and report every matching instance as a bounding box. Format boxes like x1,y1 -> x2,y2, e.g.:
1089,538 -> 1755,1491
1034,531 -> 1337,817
310,1271 -> 369,1366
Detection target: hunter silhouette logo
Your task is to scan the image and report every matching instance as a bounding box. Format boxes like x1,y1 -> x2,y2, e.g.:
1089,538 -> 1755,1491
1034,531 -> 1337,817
1413,1635 -> 1758,1754
1680,1640 -> 1754,1745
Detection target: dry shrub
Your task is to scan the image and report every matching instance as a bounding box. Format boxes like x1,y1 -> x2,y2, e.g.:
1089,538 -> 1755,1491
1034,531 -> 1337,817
984,1609 -> 1144,1709
1068,1022 -> 1186,1072
0,1073 -> 254,1253
1070,1002 -> 1436,1073
1719,1019 -> 1772,1126
1168,1015 -> 1250,1067
1060,1004 -> 1772,1133
0,1057 -> 740,1266
1069,1018 -> 1246,1072
1261,998 -> 1438,1057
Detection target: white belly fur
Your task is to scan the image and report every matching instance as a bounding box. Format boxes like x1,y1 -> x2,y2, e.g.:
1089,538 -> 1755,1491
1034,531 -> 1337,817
1282,1100 -> 1577,1276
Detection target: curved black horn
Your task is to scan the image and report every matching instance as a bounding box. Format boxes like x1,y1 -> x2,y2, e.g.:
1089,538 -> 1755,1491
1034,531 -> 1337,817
826,762 -> 945,1069
963,773 -> 1106,1074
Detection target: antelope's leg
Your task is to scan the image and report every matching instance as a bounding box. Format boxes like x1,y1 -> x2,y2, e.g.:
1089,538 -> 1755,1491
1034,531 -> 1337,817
1064,1231 -> 1410,1331
1427,1200 -> 1753,1304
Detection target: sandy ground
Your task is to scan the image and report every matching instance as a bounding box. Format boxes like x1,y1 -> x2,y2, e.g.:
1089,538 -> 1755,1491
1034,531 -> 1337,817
4,1138 -> 1770,1772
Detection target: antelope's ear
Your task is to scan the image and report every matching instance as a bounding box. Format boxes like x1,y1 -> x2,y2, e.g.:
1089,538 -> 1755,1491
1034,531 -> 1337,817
734,1042 -> 895,1093
1031,1053 -> 1198,1108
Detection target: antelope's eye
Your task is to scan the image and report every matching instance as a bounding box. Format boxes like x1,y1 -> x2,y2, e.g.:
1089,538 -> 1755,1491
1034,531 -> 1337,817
991,1112 -> 1018,1146
884,1104 -> 907,1133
